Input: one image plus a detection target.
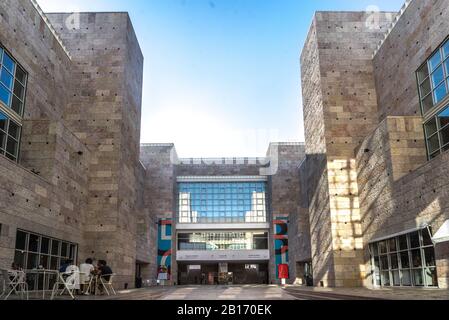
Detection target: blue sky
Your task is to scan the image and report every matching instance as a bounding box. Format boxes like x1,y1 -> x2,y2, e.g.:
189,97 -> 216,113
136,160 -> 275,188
37,0 -> 405,157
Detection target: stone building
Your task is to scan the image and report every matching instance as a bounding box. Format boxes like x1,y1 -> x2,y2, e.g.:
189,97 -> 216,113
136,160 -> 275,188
299,0 -> 449,288
0,0 -> 305,289
0,0 -> 148,289
140,142 -> 305,285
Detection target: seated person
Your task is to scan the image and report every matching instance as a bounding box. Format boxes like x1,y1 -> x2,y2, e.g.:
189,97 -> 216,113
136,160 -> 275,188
97,260 -> 113,281
59,259 -> 74,273
79,258 -> 95,294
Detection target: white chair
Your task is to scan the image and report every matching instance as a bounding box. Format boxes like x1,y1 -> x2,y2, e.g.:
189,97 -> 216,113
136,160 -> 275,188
0,269 -> 29,300
50,266 -> 81,300
99,274 -> 116,296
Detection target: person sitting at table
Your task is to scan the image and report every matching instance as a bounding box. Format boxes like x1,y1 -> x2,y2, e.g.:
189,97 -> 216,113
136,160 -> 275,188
97,260 -> 113,281
59,259 -> 74,273
79,258 -> 95,294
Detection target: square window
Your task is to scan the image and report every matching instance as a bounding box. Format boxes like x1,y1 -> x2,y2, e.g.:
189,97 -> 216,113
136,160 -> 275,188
445,59 -> 449,77
13,80 -> 25,100
401,269 -> 412,286
15,230 -> 27,250
440,125 -> 449,146
424,247 -> 436,267
422,228 -> 433,246
424,268 -> 438,287
443,40 -> 449,59
431,66 -> 445,88
410,232 -> 420,248
15,65 -> 27,85
433,82 -> 448,104
2,52 -> 15,74
8,120 -> 20,139
427,134 -> 440,154
417,63 -> 430,83
380,255 -> 389,270
421,93 -> 434,113
0,67 -> 14,89
388,238 -> 397,252
437,106 -> 449,128
11,95 -> 23,115
424,118 -> 438,137
400,251 -> 410,268
6,137 -> 18,157
0,83 -> 11,106
429,50 -> 442,72
411,249 -> 422,268
420,79 -> 431,97
413,269 -> 424,286
0,112 -> 6,130
0,131 -> 5,150
390,254 -> 399,269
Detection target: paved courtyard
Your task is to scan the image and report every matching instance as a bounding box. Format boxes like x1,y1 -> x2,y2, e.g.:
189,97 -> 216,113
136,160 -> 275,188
32,285 -> 449,301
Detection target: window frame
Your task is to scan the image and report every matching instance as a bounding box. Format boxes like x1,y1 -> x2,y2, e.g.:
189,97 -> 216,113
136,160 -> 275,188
423,104 -> 449,160
369,228 -> 438,288
0,44 -> 27,163
417,37 -> 449,115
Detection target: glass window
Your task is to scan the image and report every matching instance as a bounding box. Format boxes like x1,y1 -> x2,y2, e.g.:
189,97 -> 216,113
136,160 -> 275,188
400,251 -> 410,268
424,247 -> 436,267
2,52 -> 15,74
417,40 -> 449,115
425,268 -> 438,287
434,82 -> 448,104
177,231 -> 268,251
13,230 -> 78,273
177,182 -> 267,224
417,63 -> 429,83
431,66 -> 445,88
443,40 -> 449,59
427,106 -> 449,158
15,230 -> 27,250
429,51 -> 442,72
401,270 -> 412,286
425,116 -> 437,133
0,45 -> 27,118
370,229 -> 437,288
388,238 -> 397,252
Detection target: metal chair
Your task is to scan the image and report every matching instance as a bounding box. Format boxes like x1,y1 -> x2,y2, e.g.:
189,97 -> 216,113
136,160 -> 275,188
50,267 -> 80,300
99,274 -> 117,296
0,269 -> 29,300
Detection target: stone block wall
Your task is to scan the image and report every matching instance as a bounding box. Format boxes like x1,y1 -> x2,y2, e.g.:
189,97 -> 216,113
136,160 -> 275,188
301,11 -> 396,287
266,143 -> 306,284
0,0 -> 84,269
46,12 -> 144,288
373,0 -> 449,120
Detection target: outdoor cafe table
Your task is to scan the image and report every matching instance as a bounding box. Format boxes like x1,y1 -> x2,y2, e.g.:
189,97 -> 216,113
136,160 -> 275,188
25,269 -> 59,300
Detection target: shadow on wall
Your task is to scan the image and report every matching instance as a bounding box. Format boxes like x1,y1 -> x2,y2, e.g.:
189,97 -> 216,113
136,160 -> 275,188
356,126 -> 449,287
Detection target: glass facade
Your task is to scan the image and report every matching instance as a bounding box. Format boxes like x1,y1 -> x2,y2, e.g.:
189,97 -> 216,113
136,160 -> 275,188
417,38 -> 449,114
0,47 -> 27,116
14,230 -> 78,271
370,229 -> 438,288
0,111 -> 21,161
177,182 -> 267,224
178,231 -> 269,251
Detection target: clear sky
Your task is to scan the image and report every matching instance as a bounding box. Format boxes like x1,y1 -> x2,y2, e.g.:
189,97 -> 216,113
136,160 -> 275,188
37,0 -> 405,157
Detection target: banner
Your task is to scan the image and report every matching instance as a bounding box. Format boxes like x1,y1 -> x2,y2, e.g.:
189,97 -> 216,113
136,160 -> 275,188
157,218 -> 172,281
274,216 -> 289,279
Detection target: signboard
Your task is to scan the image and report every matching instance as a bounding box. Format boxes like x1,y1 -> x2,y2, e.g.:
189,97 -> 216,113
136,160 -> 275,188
176,250 -> 270,262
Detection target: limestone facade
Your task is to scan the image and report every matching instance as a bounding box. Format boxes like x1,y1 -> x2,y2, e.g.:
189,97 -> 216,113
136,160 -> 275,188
300,0 -> 449,288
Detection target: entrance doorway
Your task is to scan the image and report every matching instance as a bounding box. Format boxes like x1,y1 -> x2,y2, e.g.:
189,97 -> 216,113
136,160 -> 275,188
178,263 -> 269,285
